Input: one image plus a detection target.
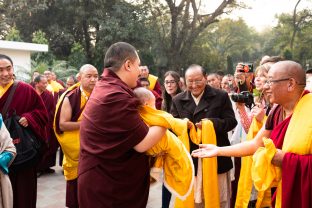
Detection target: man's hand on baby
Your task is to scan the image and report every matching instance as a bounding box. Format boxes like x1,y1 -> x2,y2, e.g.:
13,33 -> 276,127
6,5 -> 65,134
187,121 -> 193,129
195,122 -> 202,129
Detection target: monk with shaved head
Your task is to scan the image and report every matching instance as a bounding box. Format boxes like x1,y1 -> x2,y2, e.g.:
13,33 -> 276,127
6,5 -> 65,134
193,60 -> 312,208
54,64 -> 98,208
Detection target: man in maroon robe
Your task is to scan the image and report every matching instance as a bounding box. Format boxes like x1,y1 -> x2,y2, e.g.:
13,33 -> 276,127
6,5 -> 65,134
78,42 -> 166,208
0,54 -> 48,208
34,75 -> 58,175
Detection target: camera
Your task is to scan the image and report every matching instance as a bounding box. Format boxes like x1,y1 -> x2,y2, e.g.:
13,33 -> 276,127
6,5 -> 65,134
230,73 -> 254,109
237,63 -> 253,73
230,91 -> 254,109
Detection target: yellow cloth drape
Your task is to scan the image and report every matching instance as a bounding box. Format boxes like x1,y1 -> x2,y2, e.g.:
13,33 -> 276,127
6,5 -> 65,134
139,106 -> 194,200
148,74 -> 158,91
49,80 -> 64,93
235,116 -> 271,208
252,93 -> 312,208
0,80 -> 13,97
54,82 -> 82,180
46,84 -> 54,95
252,138 -> 281,192
175,119 -> 220,208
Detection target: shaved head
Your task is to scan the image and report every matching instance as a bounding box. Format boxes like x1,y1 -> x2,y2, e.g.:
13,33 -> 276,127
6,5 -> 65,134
133,87 -> 156,108
271,61 -> 306,87
79,64 -> 97,74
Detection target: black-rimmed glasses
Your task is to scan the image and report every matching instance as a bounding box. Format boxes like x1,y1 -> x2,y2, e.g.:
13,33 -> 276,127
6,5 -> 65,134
265,78 -> 291,86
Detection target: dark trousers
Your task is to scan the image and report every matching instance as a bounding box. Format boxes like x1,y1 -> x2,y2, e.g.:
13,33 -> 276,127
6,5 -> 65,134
231,157 -> 241,208
66,178 -> 79,208
9,166 -> 37,208
162,184 -> 171,208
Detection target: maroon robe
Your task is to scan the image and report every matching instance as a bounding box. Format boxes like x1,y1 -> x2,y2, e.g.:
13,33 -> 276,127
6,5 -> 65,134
265,91 -> 312,208
151,89 -> 163,110
0,81 -> 48,208
153,79 -> 162,97
55,86 -> 83,208
78,69 -> 149,208
37,90 -> 58,171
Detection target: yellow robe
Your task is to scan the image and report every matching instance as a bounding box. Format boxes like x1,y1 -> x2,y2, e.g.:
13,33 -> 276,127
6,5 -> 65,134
235,116 -> 271,208
139,106 -> 194,200
148,74 -> 158,91
252,93 -> 312,208
175,119 -> 220,208
53,83 -> 86,181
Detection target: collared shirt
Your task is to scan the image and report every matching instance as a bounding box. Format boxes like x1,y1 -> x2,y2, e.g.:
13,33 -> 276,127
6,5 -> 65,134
191,90 -> 205,106
0,80 -> 14,97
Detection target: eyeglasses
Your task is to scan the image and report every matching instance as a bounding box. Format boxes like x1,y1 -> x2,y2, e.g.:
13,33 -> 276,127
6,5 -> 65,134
164,80 -> 176,85
265,78 -> 290,86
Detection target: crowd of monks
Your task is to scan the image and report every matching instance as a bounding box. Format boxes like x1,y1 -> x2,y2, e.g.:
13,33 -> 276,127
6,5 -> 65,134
0,41 -> 311,208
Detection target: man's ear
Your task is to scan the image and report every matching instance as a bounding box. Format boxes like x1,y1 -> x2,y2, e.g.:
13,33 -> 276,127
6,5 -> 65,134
124,60 -> 131,71
288,78 -> 296,91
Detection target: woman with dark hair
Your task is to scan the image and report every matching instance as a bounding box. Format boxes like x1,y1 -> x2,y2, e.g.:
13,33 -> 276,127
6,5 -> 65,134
161,70 -> 182,208
162,71 -> 182,112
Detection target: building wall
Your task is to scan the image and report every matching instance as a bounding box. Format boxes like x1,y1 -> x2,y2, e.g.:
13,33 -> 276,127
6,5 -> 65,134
0,49 -> 31,81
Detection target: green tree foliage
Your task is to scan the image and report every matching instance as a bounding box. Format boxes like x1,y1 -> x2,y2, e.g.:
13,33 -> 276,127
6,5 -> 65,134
68,42 -> 87,69
189,18 -> 258,72
5,26 -> 22,41
32,30 -> 48,44
144,0 -> 239,70
31,30 -> 55,65
262,9 -> 312,65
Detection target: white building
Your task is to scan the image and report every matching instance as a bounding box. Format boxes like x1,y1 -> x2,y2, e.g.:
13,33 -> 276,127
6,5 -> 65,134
0,40 -> 48,80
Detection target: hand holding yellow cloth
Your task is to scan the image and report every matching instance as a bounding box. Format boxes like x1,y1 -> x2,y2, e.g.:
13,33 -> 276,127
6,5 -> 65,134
175,119 -> 220,208
252,138 -> 281,192
139,106 -> 194,200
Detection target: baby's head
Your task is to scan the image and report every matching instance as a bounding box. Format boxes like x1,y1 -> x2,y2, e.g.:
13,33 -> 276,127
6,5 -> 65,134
133,87 -> 156,108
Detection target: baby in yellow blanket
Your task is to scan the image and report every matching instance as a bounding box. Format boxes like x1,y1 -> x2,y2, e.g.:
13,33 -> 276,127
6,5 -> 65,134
133,87 -> 194,200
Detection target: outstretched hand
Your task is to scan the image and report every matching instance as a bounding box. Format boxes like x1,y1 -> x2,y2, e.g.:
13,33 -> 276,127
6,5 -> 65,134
191,144 -> 219,158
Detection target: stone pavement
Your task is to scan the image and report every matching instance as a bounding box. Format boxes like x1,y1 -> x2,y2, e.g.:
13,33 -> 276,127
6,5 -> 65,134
37,151 -> 174,208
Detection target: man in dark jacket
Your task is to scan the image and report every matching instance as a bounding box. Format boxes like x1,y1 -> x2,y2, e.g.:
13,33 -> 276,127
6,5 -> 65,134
171,64 -> 237,207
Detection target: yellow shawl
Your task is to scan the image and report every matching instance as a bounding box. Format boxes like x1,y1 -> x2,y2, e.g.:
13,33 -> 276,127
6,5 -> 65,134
53,83 -> 81,181
252,93 -> 312,208
139,106 -> 194,200
148,74 -> 158,91
0,80 -> 13,97
175,119 -> 220,208
49,80 -> 64,93
236,116 -> 271,208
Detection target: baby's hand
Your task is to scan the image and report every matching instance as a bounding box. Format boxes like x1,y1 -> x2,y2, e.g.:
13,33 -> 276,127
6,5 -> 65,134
187,121 -> 193,129
195,122 -> 202,130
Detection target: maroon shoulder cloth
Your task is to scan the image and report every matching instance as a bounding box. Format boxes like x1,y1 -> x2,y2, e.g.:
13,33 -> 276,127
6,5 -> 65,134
78,69 -> 149,208
0,81 -> 48,142
265,91 -> 312,208
54,86 -> 82,134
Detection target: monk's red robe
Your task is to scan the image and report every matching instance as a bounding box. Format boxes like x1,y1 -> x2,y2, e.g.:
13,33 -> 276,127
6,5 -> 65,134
266,91 -> 312,208
151,89 -> 163,110
153,79 -> 162,96
37,90 -> 58,171
0,81 -> 48,208
78,69 -> 149,208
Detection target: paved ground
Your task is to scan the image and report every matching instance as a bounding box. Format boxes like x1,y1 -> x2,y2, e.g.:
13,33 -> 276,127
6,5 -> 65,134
37,150 -> 174,208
